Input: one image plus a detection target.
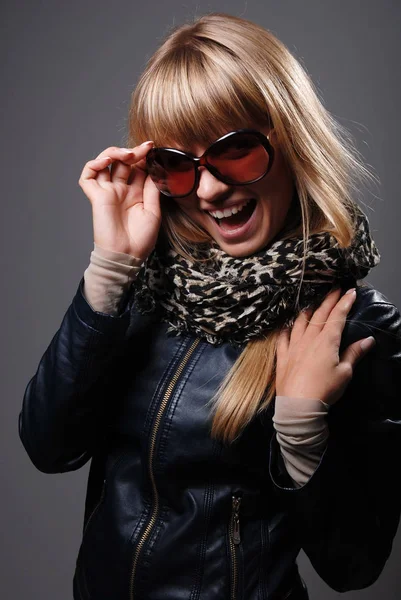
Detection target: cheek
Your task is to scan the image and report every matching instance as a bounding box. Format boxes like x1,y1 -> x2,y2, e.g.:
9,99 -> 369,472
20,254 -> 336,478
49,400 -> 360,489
254,149 -> 294,200
171,199 -> 205,224
252,159 -> 294,229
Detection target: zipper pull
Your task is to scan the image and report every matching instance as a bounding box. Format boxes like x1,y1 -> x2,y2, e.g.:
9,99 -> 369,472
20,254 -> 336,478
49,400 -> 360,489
231,494 -> 242,545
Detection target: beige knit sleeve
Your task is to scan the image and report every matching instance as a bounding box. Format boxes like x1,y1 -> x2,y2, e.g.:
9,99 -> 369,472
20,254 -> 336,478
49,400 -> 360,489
82,243 -> 144,315
272,396 -> 330,488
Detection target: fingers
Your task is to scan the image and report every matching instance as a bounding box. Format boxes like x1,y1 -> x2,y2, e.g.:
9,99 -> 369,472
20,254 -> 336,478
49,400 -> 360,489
78,142 -> 154,189
127,157 -> 148,188
289,286 -> 356,348
142,174 -> 161,221
100,148 -> 135,184
278,287 -> 342,351
290,306 -> 314,345
289,287 -> 341,346
78,155 -> 113,191
108,141 -> 154,184
94,141 -> 153,165
307,287 -> 342,329
324,288 -> 357,344
339,335 -> 376,375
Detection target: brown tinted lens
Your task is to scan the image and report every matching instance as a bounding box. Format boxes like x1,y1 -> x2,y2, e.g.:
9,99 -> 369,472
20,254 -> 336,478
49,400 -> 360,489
147,149 -> 195,196
207,133 -> 269,183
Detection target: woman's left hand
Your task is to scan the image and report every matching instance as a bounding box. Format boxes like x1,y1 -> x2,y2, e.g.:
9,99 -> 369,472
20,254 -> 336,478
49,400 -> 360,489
275,287 -> 376,406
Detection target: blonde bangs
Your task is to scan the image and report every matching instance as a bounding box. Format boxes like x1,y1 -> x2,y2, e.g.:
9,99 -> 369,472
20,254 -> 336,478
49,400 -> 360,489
129,41 -> 271,149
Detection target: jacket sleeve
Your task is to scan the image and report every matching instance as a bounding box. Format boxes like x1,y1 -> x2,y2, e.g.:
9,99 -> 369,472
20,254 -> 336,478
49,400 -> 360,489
269,298 -> 401,592
18,275 -> 135,474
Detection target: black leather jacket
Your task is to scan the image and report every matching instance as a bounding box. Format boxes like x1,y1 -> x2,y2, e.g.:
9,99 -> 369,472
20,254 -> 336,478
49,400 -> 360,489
19,277 -> 401,600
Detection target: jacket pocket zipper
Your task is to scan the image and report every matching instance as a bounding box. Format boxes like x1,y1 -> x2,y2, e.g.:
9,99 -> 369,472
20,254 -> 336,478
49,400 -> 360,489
78,449 -> 128,599
229,492 -> 242,600
129,337 -> 201,600
76,478 -> 106,600
81,448 -> 129,541
82,478 -> 106,538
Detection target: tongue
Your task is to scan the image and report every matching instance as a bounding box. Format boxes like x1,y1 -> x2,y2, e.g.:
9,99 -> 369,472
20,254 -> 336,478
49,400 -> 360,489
219,199 -> 256,230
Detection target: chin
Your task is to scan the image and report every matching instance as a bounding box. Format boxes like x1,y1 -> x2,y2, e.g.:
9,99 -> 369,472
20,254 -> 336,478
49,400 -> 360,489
214,237 -> 270,258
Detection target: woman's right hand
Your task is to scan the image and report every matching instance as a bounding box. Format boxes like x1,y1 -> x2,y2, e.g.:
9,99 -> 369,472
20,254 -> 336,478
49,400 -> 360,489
275,287 -> 376,406
78,141 -> 161,261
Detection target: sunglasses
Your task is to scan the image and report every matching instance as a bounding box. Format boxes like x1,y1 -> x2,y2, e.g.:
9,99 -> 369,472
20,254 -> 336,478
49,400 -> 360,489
145,128 -> 275,198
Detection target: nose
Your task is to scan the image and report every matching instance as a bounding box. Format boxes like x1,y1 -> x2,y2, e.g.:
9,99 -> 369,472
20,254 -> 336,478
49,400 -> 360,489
196,166 -> 232,203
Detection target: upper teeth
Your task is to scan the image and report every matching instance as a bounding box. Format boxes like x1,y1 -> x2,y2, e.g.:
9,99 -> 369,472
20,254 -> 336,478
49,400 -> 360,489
208,198 -> 252,219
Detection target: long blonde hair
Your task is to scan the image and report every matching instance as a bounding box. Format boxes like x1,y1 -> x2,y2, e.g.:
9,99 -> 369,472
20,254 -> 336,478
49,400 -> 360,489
125,12 -> 376,444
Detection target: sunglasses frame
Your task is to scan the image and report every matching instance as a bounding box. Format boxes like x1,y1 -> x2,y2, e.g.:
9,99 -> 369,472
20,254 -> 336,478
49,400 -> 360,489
145,128 -> 275,198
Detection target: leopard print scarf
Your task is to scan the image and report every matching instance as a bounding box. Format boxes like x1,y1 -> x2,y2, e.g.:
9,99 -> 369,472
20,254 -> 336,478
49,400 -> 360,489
132,203 -> 380,347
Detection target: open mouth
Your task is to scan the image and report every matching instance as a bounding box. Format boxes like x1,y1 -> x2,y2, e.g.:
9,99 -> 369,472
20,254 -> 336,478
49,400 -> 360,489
211,198 -> 257,232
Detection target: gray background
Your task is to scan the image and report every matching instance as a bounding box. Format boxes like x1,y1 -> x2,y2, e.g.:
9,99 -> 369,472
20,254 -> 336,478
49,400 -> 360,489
2,1 -> 400,598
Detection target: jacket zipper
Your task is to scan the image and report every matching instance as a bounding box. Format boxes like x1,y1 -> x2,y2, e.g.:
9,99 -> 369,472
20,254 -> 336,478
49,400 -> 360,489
229,492 -> 242,600
129,337 -> 201,600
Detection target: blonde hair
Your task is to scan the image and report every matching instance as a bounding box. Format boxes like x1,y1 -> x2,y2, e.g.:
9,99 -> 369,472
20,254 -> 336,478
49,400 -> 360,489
125,12 -> 376,444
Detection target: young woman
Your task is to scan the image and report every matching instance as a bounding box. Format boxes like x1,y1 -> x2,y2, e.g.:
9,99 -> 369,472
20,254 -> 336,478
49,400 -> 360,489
19,12 -> 401,600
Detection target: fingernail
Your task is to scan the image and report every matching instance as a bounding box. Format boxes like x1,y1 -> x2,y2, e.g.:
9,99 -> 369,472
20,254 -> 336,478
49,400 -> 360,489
140,140 -> 154,146
345,288 -> 356,295
360,336 -> 376,351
